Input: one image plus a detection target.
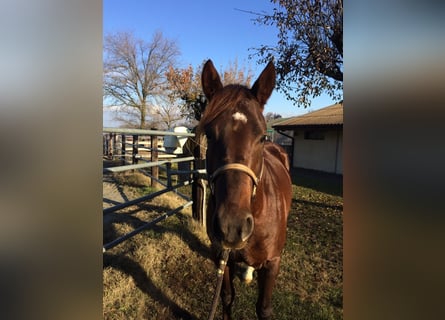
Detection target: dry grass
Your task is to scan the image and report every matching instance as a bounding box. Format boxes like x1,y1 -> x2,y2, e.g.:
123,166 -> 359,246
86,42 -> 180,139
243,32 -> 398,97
111,171 -> 152,188
103,170 -> 343,320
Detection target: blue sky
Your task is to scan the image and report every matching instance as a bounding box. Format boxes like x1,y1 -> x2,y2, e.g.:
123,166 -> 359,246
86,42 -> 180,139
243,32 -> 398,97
103,0 -> 338,126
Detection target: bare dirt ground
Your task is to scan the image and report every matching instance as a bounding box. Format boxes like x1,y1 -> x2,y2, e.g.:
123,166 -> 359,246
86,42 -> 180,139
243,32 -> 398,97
103,173 -> 136,208
102,156 -> 155,222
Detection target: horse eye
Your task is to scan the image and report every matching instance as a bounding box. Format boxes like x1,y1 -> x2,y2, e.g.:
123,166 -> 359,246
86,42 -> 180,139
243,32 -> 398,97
260,135 -> 267,143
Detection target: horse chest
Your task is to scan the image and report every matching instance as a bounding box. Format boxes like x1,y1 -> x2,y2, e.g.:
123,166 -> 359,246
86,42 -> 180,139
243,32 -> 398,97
238,233 -> 276,267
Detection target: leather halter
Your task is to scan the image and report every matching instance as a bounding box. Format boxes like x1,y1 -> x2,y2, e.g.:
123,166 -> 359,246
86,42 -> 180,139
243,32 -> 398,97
208,159 -> 264,198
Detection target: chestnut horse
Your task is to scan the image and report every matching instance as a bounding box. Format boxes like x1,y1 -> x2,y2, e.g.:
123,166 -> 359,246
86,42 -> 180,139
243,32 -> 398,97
199,60 -> 292,320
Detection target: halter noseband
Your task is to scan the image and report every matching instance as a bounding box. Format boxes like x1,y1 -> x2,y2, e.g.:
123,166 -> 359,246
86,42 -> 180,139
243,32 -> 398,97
208,160 -> 264,198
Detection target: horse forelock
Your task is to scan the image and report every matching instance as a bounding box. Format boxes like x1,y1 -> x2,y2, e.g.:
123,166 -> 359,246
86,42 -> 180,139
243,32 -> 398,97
199,85 -> 261,132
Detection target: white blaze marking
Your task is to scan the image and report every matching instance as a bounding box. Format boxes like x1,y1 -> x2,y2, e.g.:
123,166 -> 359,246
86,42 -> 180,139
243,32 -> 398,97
243,266 -> 255,284
232,112 -> 248,123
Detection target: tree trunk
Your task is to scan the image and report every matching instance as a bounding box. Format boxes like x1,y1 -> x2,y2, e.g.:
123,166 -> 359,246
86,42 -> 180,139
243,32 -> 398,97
140,103 -> 146,129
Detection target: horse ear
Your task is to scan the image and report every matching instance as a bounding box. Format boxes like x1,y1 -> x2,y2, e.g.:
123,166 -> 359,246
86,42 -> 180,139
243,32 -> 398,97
201,60 -> 223,101
251,61 -> 276,107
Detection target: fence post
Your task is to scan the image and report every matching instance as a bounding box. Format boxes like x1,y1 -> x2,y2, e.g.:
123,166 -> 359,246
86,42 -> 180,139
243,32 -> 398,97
151,129 -> 159,188
106,133 -> 112,158
191,129 -> 207,227
166,162 -> 172,189
112,133 -> 118,158
121,134 -> 126,164
132,135 -> 139,165
103,134 -> 107,156
179,150 -> 191,182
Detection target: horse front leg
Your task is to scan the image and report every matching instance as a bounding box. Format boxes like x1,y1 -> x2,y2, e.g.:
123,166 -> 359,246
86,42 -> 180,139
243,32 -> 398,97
256,257 -> 281,320
221,259 -> 235,320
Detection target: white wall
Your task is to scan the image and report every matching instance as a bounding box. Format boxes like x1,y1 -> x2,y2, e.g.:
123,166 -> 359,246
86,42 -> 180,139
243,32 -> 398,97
292,127 -> 342,174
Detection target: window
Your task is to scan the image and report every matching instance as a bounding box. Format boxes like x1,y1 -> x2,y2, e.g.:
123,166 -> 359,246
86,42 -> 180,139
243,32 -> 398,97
304,130 -> 325,140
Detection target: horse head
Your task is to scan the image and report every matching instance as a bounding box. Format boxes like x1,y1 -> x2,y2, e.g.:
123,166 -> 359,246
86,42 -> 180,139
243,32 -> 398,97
200,59 -> 276,250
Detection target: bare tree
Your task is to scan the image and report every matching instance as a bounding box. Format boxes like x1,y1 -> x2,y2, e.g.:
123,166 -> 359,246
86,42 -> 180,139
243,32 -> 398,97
264,112 -> 282,122
151,96 -> 186,129
219,58 -> 254,87
103,31 -> 180,128
244,0 -> 343,107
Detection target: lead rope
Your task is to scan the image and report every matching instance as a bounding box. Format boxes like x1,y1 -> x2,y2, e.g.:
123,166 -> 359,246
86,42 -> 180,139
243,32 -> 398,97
207,249 -> 230,320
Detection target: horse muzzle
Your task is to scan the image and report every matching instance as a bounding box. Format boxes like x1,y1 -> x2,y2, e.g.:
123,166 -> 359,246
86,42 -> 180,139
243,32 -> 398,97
214,210 -> 254,250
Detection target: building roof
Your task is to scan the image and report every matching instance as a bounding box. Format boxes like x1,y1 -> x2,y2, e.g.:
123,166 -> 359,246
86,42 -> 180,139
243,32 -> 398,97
272,102 -> 343,129
266,116 -> 292,130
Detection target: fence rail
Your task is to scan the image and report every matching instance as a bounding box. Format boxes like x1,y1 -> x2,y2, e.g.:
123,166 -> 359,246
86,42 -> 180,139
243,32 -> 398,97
103,127 -> 195,137
103,156 -> 195,173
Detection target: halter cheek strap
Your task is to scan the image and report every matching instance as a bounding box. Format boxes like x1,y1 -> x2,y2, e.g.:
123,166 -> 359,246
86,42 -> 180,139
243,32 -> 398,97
208,159 -> 264,198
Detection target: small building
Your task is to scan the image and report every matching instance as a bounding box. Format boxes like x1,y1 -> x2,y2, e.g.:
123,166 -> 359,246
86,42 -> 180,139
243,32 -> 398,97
266,117 -> 293,155
272,102 -> 343,175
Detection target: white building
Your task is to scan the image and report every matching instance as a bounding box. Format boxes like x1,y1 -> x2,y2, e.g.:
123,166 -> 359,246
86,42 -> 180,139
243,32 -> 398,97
272,102 -> 343,175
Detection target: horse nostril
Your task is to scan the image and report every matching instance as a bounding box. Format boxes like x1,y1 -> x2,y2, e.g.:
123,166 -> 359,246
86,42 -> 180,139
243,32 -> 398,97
246,215 -> 253,230
242,214 -> 254,242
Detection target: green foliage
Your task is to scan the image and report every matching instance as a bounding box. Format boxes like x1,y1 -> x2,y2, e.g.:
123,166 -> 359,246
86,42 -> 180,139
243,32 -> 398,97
182,93 -> 207,121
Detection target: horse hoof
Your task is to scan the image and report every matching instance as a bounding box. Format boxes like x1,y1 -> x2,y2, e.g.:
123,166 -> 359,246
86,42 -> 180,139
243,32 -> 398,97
242,266 -> 255,284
